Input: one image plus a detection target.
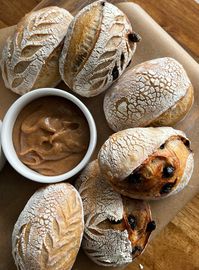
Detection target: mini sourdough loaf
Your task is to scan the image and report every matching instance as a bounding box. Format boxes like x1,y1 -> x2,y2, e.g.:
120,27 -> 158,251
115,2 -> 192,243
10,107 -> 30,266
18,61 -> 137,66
59,0 -> 141,97
104,57 -> 194,131
77,160 -> 155,267
12,183 -> 84,270
1,7 -> 73,95
98,127 -> 194,200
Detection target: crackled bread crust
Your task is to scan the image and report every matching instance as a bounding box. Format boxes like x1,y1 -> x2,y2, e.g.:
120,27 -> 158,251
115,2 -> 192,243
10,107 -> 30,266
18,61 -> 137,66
59,0 -> 139,97
98,127 -> 194,200
77,160 -> 154,267
1,7 -> 73,95
104,57 -> 194,131
12,183 -> 84,270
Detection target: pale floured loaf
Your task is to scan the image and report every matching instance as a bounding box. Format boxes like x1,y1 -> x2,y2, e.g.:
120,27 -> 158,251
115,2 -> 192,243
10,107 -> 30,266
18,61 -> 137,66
12,183 -> 84,270
59,0 -> 141,97
77,160 -> 155,267
98,127 -> 194,200
104,57 -> 194,131
1,7 -> 73,95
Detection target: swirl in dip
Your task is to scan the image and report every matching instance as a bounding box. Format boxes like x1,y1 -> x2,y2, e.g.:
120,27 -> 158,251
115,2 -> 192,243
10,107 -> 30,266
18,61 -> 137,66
13,96 -> 90,176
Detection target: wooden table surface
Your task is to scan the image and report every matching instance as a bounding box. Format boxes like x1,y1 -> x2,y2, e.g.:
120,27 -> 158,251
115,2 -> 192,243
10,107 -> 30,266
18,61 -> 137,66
0,0 -> 199,269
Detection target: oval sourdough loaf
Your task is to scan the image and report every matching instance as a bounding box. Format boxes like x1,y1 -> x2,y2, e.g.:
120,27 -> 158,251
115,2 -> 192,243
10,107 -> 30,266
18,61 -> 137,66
12,183 -> 84,270
98,127 -> 194,200
59,0 -> 141,97
104,57 -> 194,131
77,160 -> 155,267
1,6 -> 73,95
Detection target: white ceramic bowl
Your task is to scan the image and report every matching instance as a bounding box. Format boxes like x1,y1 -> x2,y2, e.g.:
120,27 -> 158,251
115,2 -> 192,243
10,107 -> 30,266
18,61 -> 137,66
1,88 -> 97,183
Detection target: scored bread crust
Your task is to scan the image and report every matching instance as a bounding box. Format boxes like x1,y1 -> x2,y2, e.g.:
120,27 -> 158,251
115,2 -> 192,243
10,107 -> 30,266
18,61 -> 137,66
104,57 -> 194,131
151,85 -> 194,126
12,183 -> 84,270
77,160 -> 152,267
1,6 -> 73,95
59,0 -> 136,97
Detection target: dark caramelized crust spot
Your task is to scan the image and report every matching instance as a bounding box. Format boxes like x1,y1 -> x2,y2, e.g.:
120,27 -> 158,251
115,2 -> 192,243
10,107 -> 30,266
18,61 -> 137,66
128,215 -> 137,230
128,32 -> 141,43
146,220 -> 156,232
132,246 -> 142,255
109,219 -> 123,225
162,165 -> 175,178
112,65 -> 119,81
160,180 -> 177,195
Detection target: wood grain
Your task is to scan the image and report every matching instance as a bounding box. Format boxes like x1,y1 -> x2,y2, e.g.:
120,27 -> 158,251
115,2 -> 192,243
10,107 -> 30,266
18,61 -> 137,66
0,1 -> 199,270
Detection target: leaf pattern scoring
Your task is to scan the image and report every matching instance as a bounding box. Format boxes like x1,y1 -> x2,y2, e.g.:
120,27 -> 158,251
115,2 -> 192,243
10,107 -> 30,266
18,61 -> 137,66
1,7 -> 73,95
12,183 -> 84,270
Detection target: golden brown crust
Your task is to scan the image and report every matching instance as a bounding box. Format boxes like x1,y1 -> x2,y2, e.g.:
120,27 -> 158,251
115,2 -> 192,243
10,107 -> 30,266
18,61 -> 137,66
32,43 -> 64,89
151,85 -> 194,126
62,3 -> 103,88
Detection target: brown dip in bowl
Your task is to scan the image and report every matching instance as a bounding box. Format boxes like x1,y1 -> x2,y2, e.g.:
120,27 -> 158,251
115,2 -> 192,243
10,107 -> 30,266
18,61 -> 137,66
13,96 -> 90,176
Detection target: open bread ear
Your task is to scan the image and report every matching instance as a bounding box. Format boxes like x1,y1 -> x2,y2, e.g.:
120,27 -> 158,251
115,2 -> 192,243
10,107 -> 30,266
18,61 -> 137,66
98,127 -> 194,200
59,0 -> 139,97
1,7 -> 73,95
104,57 -> 194,131
77,160 -> 154,267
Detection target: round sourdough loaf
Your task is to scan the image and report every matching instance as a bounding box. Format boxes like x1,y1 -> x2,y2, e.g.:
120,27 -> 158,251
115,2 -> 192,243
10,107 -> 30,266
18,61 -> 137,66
12,183 -> 84,270
1,7 -> 73,95
77,160 -> 155,267
59,0 -> 141,97
98,127 -> 194,200
104,58 -> 194,131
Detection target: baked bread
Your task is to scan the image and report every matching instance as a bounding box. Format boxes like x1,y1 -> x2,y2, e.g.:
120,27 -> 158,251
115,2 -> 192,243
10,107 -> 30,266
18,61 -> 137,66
98,127 -> 194,200
77,160 -> 155,267
1,7 -> 73,95
59,0 -> 140,97
104,57 -> 194,131
12,183 -> 84,270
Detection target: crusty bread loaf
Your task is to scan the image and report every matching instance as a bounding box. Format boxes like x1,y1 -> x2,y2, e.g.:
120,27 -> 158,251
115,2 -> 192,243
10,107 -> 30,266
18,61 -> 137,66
12,183 -> 84,270
98,127 -> 194,200
1,7 -> 73,95
77,160 -> 154,267
104,57 -> 194,131
59,0 -> 140,97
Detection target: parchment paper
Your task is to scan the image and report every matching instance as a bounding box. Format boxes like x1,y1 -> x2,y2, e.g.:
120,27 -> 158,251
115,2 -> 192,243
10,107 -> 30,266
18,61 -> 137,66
0,3 -> 199,270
